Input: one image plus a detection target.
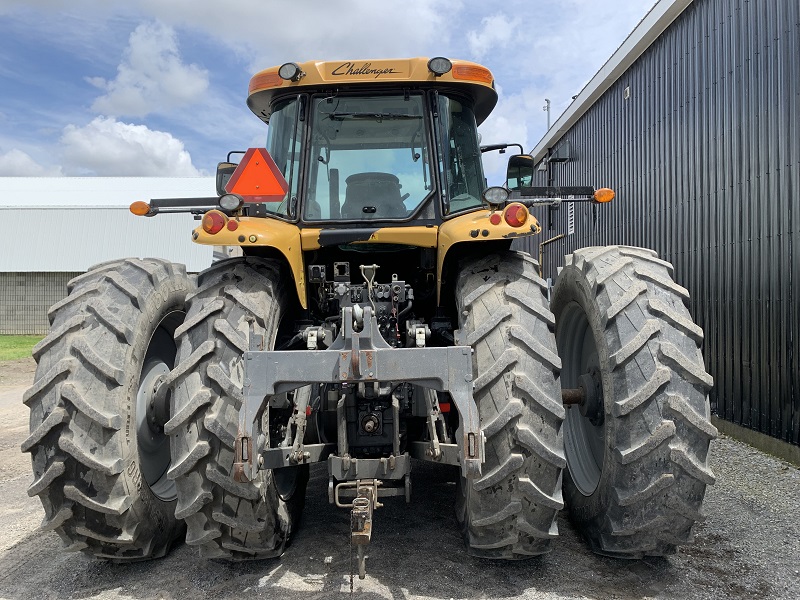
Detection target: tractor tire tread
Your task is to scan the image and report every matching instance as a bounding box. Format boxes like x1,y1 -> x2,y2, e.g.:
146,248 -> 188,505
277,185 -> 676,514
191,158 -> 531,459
555,245 -> 715,558
24,258 -> 191,560
169,256 -> 306,560
455,251 -> 564,559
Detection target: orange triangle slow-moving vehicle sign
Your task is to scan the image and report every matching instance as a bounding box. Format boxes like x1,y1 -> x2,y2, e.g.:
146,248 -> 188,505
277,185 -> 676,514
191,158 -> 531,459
224,147 -> 289,203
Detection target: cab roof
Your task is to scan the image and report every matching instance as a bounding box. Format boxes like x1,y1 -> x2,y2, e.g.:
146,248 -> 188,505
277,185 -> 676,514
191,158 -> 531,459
247,57 -> 498,126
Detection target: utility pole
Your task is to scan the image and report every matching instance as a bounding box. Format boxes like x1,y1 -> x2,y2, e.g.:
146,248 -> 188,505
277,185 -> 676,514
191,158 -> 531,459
543,98 -> 551,130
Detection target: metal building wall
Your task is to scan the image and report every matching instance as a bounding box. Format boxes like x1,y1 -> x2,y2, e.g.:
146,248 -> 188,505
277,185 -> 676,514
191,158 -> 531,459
0,207 -> 213,274
0,272 -> 79,335
516,0 -> 800,444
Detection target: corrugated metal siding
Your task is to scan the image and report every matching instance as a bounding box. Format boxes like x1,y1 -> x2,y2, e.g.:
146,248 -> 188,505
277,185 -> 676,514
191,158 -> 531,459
516,0 -> 800,445
0,207 -> 213,273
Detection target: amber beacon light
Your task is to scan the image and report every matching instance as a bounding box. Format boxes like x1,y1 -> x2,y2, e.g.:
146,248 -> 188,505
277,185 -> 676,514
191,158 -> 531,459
129,201 -> 152,216
593,188 -> 615,203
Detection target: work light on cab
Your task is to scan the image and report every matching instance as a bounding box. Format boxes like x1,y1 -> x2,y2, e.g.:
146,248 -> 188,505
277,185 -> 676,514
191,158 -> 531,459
427,57 -> 452,76
482,186 -> 509,208
219,193 -> 244,212
202,210 -> 227,234
278,62 -> 305,81
503,203 -> 529,227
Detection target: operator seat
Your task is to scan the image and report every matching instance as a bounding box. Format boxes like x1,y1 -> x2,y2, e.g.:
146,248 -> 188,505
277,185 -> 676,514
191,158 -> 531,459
340,172 -> 407,219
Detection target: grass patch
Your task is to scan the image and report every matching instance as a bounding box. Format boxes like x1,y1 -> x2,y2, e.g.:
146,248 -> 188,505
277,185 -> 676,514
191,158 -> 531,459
0,335 -> 43,361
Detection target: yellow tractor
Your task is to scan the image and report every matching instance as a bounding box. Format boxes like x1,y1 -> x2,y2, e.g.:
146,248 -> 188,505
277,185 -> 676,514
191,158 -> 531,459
25,57 -> 716,576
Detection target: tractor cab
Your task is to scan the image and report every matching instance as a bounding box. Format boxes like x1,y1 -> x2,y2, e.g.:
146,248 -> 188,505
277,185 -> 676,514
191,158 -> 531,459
236,57 -> 496,225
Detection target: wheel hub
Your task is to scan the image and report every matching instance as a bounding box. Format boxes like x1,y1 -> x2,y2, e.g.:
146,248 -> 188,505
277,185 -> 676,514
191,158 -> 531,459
578,368 -> 604,427
561,368 -> 604,427
146,373 -> 171,435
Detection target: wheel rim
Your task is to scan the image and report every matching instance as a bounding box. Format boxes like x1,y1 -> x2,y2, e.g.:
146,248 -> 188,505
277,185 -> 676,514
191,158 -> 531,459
274,467 -> 299,501
558,301 -> 606,496
136,313 -> 183,502
137,358 -> 173,500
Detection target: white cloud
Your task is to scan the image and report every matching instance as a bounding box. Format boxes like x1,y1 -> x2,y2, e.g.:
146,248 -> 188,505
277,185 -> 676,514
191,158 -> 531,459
0,149 -> 63,176
90,21 -> 208,117
0,0 -> 656,177
467,14 -> 518,60
137,0 -> 461,68
60,117 -> 203,176
0,0 -> 459,64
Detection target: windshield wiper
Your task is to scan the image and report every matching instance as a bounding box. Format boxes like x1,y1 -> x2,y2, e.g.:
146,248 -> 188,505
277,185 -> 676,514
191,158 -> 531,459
327,112 -> 422,121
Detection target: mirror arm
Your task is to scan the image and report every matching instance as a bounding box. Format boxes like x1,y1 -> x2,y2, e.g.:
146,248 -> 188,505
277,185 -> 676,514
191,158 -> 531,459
480,143 -> 524,155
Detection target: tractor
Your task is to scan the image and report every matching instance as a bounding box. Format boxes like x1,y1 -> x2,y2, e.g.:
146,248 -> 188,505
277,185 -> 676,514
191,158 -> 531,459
24,57 -> 716,577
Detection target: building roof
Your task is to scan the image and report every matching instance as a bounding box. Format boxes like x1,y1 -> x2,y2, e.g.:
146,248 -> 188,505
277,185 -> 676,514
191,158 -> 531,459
0,177 -> 217,272
530,0 -> 693,163
0,177 -> 215,206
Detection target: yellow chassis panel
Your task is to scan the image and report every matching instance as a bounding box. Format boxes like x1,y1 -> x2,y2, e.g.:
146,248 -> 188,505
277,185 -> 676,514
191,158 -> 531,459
193,211 -> 540,308
194,218 -> 307,307
437,210 -> 541,301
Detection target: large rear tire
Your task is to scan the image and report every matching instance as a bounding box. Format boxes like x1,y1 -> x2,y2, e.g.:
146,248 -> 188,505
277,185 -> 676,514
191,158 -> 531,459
551,246 -> 717,558
23,259 -> 193,560
454,252 -> 565,558
167,257 -> 308,559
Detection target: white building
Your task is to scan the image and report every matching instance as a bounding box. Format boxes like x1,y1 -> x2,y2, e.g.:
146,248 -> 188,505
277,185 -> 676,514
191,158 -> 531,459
1,177 -> 216,334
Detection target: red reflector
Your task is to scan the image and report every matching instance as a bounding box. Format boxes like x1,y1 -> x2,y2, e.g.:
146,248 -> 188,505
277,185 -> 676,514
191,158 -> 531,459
503,203 -> 528,228
306,406 -> 312,416
439,403 -> 451,413
202,210 -> 226,234
225,147 -> 289,203
226,219 -> 239,231
489,212 -> 502,225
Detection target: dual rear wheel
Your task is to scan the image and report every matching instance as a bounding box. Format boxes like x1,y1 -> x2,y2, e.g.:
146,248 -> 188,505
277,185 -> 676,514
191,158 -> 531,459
24,256 -> 305,561
456,247 -> 716,558
25,247 -> 715,561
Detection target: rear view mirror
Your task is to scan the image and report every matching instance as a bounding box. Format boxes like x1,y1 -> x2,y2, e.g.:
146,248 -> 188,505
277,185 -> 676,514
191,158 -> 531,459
506,154 -> 535,191
216,162 -> 238,196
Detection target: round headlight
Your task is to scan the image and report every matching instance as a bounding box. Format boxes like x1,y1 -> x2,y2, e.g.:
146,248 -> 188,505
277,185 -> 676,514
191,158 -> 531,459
219,193 -> 244,211
427,57 -> 452,76
482,186 -> 509,207
278,62 -> 304,81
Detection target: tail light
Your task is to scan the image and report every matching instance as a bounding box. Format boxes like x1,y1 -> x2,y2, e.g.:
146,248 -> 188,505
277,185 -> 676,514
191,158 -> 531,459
202,210 -> 227,234
503,203 -> 529,227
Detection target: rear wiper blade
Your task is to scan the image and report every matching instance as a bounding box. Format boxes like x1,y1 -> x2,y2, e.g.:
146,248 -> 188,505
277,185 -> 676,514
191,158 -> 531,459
328,112 -> 422,121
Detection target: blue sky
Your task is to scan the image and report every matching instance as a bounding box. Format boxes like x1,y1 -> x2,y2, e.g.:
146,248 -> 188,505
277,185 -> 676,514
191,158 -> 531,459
0,0 -> 655,184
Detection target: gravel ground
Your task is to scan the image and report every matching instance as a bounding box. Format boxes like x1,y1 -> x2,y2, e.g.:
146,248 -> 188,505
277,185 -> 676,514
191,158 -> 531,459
1,356 -> 799,599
